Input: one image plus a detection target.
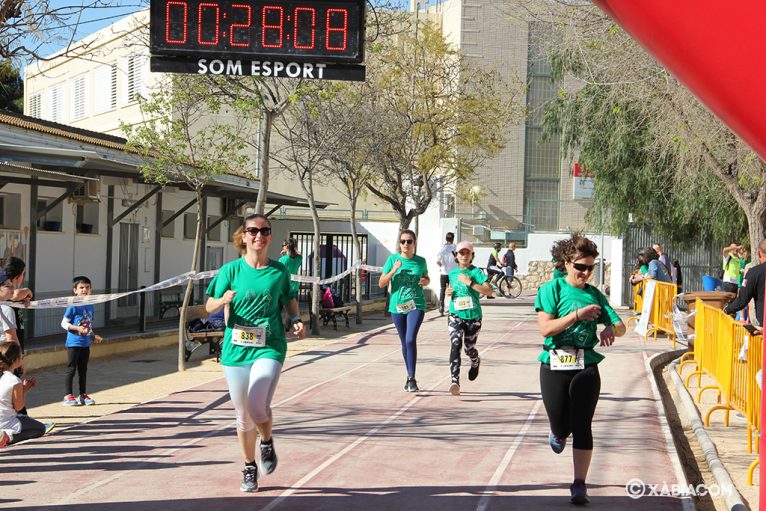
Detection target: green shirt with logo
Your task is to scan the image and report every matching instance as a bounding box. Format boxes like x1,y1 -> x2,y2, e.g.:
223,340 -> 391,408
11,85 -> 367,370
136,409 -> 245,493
382,254 -> 428,313
448,265 -> 487,320
206,258 -> 296,366
278,253 -> 303,296
534,277 -> 622,366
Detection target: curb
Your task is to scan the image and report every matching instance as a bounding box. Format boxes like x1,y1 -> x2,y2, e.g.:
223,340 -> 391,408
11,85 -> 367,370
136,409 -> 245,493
668,355 -> 748,511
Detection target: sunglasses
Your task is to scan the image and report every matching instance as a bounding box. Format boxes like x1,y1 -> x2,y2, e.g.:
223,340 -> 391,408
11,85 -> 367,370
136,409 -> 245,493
244,226 -> 272,237
571,262 -> 595,273
400,239 -> 414,245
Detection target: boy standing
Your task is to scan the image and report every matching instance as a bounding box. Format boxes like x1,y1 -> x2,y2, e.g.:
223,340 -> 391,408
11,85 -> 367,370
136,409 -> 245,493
61,276 -> 102,406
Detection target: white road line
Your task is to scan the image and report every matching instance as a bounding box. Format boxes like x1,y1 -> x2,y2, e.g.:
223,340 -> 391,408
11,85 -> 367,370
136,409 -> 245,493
476,400 -> 543,511
273,346 -> 403,408
264,317 -> 531,510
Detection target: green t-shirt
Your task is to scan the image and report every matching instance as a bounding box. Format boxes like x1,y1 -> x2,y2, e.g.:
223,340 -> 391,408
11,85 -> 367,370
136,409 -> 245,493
206,258 -> 296,366
723,255 -> 742,283
448,265 -> 487,320
551,257 -> 566,280
278,253 -> 303,296
534,278 -> 622,366
382,254 -> 428,313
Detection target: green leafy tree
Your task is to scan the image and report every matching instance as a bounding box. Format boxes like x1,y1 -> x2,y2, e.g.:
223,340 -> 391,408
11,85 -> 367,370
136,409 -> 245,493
123,74 -> 250,371
0,60 -> 22,112
515,1 -> 761,248
364,19 -> 521,232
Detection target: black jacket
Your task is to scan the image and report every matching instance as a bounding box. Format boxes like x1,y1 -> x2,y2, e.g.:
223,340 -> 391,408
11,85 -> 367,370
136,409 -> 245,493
723,261 -> 766,325
504,249 -> 517,270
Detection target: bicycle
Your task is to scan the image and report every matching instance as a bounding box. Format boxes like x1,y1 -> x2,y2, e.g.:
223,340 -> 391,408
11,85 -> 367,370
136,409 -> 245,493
485,269 -> 523,298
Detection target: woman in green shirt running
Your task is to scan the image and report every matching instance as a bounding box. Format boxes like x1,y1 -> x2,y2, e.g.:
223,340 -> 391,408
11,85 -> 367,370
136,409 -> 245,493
445,241 -> 493,396
535,234 -> 626,505
279,238 -> 303,331
379,229 -> 430,392
206,214 -> 306,493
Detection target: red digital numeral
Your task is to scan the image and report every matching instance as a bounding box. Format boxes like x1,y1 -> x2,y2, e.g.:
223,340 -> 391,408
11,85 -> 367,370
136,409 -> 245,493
165,1 -> 188,44
262,6 -> 284,48
230,4 -> 252,47
198,3 -> 220,45
294,7 -> 316,49
326,8 -> 348,51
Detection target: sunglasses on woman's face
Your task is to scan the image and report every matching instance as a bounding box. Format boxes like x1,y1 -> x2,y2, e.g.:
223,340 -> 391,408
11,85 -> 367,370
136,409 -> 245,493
571,262 -> 595,273
244,226 -> 272,237
400,239 -> 414,245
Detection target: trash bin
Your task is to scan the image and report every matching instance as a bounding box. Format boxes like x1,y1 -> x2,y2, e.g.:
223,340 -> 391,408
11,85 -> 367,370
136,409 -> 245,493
683,291 -> 736,348
702,275 -> 723,291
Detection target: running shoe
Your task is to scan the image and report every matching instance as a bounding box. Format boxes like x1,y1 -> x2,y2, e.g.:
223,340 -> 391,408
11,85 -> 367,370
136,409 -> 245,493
570,479 -> 589,505
404,377 -> 419,392
63,394 -> 80,406
259,438 -> 278,475
449,379 -> 460,396
549,431 -> 567,454
240,465 -> 258,492
468,358 -> 481,381
43,423 -> 56,435
79,394 -> 95,406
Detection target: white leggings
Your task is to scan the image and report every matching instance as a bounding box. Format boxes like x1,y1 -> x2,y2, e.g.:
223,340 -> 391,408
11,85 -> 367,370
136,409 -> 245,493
224,358 -> 282,432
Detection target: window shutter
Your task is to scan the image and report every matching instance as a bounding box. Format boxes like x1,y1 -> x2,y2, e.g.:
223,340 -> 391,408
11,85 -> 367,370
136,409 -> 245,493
71,74 -> 88,120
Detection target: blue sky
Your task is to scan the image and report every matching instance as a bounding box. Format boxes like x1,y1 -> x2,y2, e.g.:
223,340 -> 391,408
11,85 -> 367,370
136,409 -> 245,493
25,1 -> 146,61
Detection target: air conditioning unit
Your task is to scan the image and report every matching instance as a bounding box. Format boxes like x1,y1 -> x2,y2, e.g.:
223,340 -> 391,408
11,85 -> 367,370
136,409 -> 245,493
472,225 -> 487,236
69,180 -> 100,203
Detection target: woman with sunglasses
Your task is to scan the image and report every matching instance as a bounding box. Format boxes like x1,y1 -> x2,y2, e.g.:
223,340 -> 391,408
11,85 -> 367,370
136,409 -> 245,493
534,234 -> 626,505
206,214 -> 306,493
379,229 -> 430,392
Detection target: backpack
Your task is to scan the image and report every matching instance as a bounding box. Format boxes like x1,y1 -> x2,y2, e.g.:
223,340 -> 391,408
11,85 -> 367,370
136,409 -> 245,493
330,289 -> 344,308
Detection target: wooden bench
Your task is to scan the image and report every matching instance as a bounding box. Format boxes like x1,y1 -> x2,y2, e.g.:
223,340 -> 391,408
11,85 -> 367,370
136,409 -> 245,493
313,305 -> 353,330
182,305 -> 223,362
160,290 -> 183,318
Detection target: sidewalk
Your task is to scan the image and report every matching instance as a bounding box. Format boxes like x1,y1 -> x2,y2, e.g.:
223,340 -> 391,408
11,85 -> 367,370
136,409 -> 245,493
1,297 -> 754,510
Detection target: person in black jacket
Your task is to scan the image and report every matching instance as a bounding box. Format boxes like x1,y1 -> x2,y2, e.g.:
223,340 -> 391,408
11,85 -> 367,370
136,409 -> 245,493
723,239 -> 766,328
504,242 -> 517,278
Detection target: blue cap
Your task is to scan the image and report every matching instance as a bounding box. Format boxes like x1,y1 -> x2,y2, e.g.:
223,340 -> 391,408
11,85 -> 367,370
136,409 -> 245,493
0,271 -> 9,284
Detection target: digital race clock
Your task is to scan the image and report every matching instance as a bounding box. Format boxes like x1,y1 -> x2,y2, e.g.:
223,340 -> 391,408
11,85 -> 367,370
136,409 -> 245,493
150,0 -> 366,64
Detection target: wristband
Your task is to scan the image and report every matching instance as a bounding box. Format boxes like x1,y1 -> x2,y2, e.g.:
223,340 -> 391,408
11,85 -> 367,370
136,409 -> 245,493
575,309 -> 579,321
290,316 -> 303,325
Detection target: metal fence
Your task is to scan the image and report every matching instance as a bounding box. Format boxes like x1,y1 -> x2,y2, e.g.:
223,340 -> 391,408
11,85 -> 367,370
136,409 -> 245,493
622,224 -> 724,308
290,232 -> 385,304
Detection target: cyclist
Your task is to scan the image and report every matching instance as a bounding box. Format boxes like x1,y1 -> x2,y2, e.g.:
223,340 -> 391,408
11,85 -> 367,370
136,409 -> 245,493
486,242 -> 504,294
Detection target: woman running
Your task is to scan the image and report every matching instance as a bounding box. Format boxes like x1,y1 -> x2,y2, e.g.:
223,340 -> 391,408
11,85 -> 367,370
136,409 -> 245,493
379,229 -> 429,392
535,234 -> 626,505
278,238 -> 303,331
206,214 -> 305,493
445,241 -> 493,395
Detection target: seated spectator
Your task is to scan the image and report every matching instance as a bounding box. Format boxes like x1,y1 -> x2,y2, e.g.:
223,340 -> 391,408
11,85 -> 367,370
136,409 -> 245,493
629,247 -> 671,284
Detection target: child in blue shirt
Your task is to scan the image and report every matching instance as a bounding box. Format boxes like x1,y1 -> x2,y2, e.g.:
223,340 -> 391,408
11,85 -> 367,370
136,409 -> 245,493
61,276 -> 102,406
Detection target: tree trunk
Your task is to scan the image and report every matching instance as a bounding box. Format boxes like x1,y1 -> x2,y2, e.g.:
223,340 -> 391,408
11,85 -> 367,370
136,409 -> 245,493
178,187 -> 204,371
349,195 -> 363,324
746,193 -> 766,259
310,204 -> 322,336
254,111 -> 274,215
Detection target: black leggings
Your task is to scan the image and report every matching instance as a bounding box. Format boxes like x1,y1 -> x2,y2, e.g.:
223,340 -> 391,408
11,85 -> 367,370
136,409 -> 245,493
539,363 -> 601,450
9,415 -> 46,444
66,347 -> 90,395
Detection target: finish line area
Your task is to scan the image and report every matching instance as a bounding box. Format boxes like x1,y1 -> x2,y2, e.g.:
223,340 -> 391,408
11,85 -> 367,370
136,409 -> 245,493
1,299 -> 688,510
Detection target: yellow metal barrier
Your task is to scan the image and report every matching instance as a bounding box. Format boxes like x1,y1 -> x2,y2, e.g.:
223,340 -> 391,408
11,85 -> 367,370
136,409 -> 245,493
645,280 -> 679,347
626,280 -> 644,328
677,299 -> 762,484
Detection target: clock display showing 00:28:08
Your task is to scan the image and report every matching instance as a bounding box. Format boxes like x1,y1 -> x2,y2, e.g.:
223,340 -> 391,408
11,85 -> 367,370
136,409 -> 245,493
150,0 -> 364,62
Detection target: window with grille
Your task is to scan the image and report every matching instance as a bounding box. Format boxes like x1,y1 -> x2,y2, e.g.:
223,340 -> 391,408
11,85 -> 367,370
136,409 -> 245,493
93,64 -> 117,114
28,93 -> 41,118
71,74 -> 88,120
